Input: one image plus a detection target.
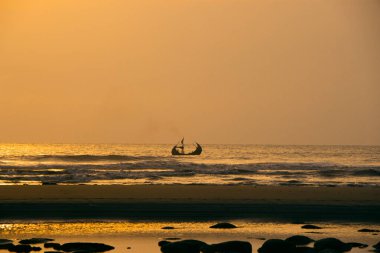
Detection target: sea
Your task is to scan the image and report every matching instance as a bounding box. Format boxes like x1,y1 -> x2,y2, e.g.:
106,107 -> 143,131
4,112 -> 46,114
0,144 -> 379,187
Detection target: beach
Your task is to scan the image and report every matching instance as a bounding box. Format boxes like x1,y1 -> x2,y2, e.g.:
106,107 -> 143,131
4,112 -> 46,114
1,185 -> 380,253
1,145 -> 379,252
0,185 -> 379,221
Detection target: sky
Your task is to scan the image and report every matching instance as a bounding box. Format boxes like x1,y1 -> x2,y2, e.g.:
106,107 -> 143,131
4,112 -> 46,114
0,0 -> 379,145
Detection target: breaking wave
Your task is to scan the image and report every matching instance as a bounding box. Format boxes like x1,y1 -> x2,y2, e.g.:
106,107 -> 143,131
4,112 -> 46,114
0,159 -> 379,186
1,144 -> 379,186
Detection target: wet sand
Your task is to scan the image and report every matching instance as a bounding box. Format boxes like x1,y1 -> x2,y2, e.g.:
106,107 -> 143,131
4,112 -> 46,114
0,185 -> 379,222
1,221 -> 379,253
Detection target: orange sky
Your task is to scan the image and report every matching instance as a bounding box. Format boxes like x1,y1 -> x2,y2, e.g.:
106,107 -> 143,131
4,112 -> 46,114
0,0 -> 379,144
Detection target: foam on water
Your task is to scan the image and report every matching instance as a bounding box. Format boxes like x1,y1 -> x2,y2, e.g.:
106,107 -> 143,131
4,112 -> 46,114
0,144 -> 379,186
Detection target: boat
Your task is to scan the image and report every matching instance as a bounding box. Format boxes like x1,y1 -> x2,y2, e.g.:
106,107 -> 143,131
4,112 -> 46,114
171,138 -> 202,155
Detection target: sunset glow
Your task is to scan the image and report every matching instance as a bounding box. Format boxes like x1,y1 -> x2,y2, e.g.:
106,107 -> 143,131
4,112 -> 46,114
1,0 -> 379,144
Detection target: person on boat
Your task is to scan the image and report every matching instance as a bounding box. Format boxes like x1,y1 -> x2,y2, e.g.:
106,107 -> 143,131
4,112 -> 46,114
177,138 -> 185,154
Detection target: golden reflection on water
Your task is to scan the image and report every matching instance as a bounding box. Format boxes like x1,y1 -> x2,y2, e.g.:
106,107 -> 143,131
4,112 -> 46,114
0,221 -> 378,239
0,222 -> 379,253
0,222 -> 251,236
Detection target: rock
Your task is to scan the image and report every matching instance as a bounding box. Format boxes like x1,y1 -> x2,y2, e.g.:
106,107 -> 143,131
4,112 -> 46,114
374,241 -> 380,250
0,239 -> 13,245
201,241 -> 252,253
160,239 -> 208,253
346,242 -> 367,248
161,226 -> 175,230
314,238 -> 351,252
19,238 -> 54,245
358,228 -> 380,232
295,247 -> 317,253
318,250 -> 340,253
285,235 -> 314,245
258,239 -> 296,253
301,225 -> 322,229
8,245 -> 33,252
31,247 -> 41,251
209,223 -> 237,229
0,243 -> 14,250
158,241 -> 171,247
59,243 -> 114,252
44,243 -> 61,249
0,239 -> 14,250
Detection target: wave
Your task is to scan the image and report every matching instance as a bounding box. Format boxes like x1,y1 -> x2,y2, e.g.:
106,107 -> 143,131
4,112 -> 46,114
2,154 -> 160,162
1,161 -> 379,176
1,160 -> 379,170
352,168 -> 380,177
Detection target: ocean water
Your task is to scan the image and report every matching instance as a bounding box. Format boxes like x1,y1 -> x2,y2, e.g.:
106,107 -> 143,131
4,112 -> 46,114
0,144 -> 379,186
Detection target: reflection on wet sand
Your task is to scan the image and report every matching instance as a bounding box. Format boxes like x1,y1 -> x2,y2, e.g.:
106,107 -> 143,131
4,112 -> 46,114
1,222 -> 379,253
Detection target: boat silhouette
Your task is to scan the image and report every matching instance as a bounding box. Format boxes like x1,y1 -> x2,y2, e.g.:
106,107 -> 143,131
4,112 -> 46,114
171,138 -> 202,155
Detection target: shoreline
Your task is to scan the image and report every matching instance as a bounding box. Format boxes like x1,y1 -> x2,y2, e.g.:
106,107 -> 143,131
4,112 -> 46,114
1,185 -> 379,223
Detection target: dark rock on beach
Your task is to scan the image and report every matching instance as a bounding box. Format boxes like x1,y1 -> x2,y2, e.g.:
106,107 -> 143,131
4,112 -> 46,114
19,238 -> 54,245
209,222 -> 237,229
0,239 -> 13,245
258,239 -> 296,253
202,241 -> 252,253
0,239 -> 14,250
161,226 -> 175,230
8,245 -> 41,252
374,241 -> 380,251
8,245 -> 32,252
158,241 -> 171,247
358,228 -> 380,232
317,249 -> 341,253
44,243 -> 61,249
58,243 -> 114,252
296,247 -> 316,253
285,235 -> 314,245
294,246 -> 317,253
346,242 -> 367,248
301,225 -> 322,229
314,238 -> 351,252
0,243 -> 14,250
159,239 -> 208,253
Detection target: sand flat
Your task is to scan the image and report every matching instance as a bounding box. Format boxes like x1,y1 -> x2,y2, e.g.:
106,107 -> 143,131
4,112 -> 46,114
1,185 -> 379,222
0,185 -> 379,204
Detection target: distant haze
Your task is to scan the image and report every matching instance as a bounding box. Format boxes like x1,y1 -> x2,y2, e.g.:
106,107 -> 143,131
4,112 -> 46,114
1,0 -> 379,145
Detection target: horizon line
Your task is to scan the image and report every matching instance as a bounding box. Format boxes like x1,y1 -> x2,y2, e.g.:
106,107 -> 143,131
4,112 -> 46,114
0,142 -> 379,147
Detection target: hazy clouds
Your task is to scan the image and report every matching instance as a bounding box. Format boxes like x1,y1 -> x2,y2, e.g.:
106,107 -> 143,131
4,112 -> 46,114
0,0 -> 379,144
